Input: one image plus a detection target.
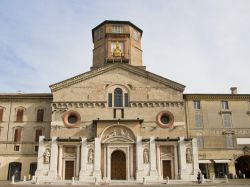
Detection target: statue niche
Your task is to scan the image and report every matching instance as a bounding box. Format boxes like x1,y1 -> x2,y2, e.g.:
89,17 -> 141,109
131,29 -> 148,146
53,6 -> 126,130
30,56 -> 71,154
113,41 -> 123,57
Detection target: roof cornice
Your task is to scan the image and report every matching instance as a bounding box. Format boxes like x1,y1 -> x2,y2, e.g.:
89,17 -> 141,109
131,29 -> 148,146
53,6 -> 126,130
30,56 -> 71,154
50,64 -> 185,92
0,93 -> 52,100
184,94 -> 250,100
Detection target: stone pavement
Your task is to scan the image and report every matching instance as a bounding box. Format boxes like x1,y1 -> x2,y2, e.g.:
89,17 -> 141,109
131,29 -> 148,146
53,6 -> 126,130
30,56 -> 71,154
0,179 -> 249,187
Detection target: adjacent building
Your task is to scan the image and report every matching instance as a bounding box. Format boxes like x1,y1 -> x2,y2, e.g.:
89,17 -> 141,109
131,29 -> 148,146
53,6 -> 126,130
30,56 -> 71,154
0,20 -> 249,182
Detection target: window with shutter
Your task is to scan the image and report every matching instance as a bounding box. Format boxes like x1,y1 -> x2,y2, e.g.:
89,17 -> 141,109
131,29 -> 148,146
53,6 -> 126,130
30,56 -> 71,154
223,114 -> 232,128
14,128 -> 21,142
0,108 -> 3,122
195,111 -> 203,128
197,136 -> 204,148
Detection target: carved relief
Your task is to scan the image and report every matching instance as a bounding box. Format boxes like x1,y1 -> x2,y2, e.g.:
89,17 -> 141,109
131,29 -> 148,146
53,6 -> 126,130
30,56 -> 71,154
102,125 -> 134,142
143,149 -> 149,163
186,148 -> 192,163
43,149 -> 50,164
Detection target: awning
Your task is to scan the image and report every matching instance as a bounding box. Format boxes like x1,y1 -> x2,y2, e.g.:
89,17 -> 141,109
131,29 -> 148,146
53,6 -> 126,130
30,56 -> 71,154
213,160 -> 231,163
198,160 -> 211,164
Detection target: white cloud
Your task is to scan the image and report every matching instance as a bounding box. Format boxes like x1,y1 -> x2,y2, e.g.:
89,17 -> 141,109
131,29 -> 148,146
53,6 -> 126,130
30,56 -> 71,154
0,0 -> 249,93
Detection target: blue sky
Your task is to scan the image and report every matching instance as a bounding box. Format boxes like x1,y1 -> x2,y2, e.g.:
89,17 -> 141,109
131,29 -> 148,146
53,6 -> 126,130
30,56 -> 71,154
0,0 -> 250,93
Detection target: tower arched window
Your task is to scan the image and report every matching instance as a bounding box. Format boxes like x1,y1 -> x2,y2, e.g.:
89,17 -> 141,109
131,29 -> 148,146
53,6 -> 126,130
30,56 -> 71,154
114,88 -> 123,107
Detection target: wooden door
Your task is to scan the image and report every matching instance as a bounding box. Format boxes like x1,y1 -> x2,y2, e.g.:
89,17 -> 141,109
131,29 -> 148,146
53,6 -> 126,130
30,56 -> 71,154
162,160 -> 171,179
65,161 -> 74,180
111,150 -> 126,180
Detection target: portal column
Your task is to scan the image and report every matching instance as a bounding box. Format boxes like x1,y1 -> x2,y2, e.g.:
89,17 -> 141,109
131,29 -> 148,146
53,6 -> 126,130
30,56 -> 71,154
93,137 -> 101,180
156,145 -> 161,178
149,136 -> 159,179
136,136 -> 143,182
174,144 -> 178,179
48,136 -> 58,179
58,145 -> 63,179
76,145 -> 80,177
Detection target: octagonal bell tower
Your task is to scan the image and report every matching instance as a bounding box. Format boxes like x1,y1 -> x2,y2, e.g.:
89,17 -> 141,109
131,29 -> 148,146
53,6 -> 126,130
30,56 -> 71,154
91,20 -> 144,70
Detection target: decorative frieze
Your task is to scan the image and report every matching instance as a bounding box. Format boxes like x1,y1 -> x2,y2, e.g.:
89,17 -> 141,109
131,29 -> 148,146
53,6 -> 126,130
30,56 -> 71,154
51,101 -> 106,111
129,101 -> 184,108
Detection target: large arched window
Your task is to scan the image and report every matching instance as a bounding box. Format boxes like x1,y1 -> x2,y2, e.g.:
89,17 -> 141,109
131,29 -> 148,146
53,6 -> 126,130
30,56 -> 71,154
108,87 -> 129,108
114,88 -> 123,107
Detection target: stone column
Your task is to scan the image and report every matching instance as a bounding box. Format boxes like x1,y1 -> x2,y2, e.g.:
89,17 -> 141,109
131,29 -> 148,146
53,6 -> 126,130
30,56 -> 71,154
174,145 -> 178,179
93,137 -> 101,180
35,136 -> 45,177
76,145 -> 80,177
48,136 -> 58,179
149,136 -> 159,179
136,136 -> 143,182
178,137 -> 186,179
79,138 -> 88,180
107,146 -> 111,180
58,145 -> 63,179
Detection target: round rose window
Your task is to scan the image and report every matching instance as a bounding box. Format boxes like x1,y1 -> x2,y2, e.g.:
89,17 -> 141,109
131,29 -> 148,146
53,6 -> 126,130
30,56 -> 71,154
63,110 -> 81,128
156,111 -> 174,128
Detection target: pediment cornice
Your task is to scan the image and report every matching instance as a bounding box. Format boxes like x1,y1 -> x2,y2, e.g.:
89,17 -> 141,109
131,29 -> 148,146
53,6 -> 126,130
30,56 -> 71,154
50,64 -> 185,92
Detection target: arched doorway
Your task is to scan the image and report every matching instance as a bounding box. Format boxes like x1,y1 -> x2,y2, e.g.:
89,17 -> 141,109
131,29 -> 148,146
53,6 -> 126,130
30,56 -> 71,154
8,162 -> 22,181
235,155 -> 250,178
111,150 -> 126,180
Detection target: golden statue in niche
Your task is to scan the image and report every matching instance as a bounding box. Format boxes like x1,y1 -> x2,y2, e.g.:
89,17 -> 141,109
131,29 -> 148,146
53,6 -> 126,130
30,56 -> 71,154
113,41 -> 122,57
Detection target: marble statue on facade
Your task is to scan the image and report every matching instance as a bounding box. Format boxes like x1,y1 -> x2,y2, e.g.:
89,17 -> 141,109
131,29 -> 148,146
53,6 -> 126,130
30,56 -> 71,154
186,148 -> 192,163
88,149 -> 94,163
43,149 -> 50,164
143,149 -> 149,163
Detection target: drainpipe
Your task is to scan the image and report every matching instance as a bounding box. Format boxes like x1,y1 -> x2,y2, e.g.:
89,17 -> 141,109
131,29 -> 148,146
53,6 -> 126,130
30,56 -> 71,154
6,99 -> 13,148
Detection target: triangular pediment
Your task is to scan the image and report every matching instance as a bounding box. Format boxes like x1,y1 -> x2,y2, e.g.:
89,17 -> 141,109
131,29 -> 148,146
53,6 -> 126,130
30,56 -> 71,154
50,64 -> 185,92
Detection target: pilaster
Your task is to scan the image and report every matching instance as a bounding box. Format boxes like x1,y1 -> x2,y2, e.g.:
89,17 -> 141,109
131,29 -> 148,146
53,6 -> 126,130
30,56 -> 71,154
149,136 -> 159,179
93,137 -> 101,180
48,136 -> 58,179
79,138 -> 88,180
35,136 -> 45,177
136,136 -> 143,182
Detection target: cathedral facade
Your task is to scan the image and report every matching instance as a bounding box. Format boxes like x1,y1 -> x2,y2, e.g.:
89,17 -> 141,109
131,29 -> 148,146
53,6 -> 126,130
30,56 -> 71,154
0,21 -> 249,183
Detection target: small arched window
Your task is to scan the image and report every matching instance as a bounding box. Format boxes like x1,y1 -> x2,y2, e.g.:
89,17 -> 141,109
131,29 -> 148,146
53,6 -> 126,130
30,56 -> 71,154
35,128 -> 43,142
37,109 -> 44,122
114,88 -> 123,107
